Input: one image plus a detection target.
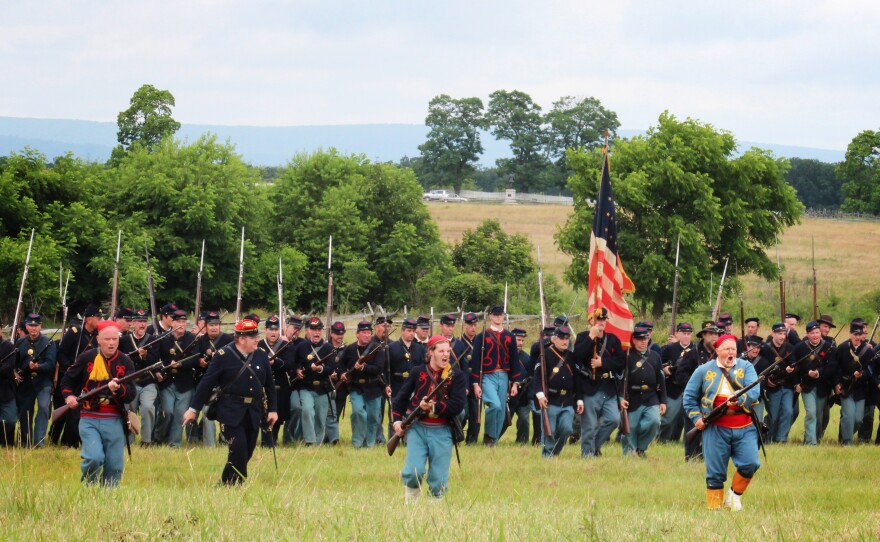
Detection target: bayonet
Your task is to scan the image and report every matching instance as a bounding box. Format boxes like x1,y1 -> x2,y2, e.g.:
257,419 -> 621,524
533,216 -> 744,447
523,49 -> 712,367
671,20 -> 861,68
711,257 -> 729,322
10,229 -> 35,338
110,230 -> 122,317
325,235 -> 333,341
145,241 -> 159,333
535,246 -> 552,437
669,233 -> 681,338
235,227 -> 245,321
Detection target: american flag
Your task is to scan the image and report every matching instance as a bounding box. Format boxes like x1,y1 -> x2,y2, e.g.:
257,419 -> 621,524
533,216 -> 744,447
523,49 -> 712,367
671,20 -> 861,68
587,146 -> 635,346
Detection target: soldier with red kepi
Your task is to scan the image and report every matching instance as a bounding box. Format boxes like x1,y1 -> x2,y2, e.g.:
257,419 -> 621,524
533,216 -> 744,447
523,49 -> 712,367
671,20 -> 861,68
683,334 -> 760,511
60,320 -> 136,487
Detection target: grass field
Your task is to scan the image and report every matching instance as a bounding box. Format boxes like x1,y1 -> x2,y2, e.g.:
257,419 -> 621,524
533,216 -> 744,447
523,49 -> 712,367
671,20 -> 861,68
4,413 -> 880,540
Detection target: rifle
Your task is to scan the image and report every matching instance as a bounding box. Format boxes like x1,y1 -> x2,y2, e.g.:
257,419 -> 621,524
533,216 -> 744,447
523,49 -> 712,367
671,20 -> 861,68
51,360 -> 164,424
10,229 -> 35,340
110,230 -> 122,318
776,234 -> 785,321
54,264 -> 71,391
535,247 -> 553,437
144,242 -> 160,333
620,349 -> 631,436
235,227 -> 245,322
812,237 -> 818,321
669,233 -> 681,338
739,293 -> 746,340
332,342 -> 386,392
475,305 -> 489,426
194,239 -> 205,324
429,307 -> 435,336
711,257 -> 729,322
503,282 -> 509,329
277,256 -> 285,331
325,235 -> 333,342
386,371 -> 453,456
869,313 -> 880,345
685,355 -> 787,443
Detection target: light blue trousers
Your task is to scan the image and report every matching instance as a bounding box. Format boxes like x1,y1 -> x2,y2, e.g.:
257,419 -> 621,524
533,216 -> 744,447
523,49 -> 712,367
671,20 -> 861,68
541,404 -> 574,457
79,416 -> 126,487
350,392 -> 381,448
300,389 -> 329,445
402,422 -> 453,497
581,391 -> 619,457
481,371 -> 508,440
622,404 -> 661,455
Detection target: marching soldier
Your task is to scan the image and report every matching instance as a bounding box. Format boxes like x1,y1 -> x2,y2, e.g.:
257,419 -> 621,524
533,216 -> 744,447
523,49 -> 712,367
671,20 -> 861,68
283,315 -> 306,444
415,316 -> 431,345
293,317 -> 336,446
283,315 -> 304,343
531,323 -> 556,445
193,310 -> 233,446
743,334 -> 770,440
155,309 -> 197,447
783,313 -> 802,345
683,334 -> 761,511
619,325 -> 667,457
454,312 -> 479,444
793,321 -> 836,445
532,325 -> 583,457
121,308 -> 160,447
114,307 -> 133,335
324,321 -> 346,445
183,318 -> 277,485
762,322 -> 796,443
1,323 -> 18,446
658,322 -> 696,443
60,320 -> 136,486
260,315 -> 292,447
736,318 -> 761,355
51,304 -> 102,447
373,315 -> 393,445
573,308 -> 623,457
510,328 -> 533,445
339,320 -> 386,448
470,305 -> 523,446
387,318 -> 424,439
147,303 -> 179,335
15,313 -> 57,447
836,320 -> 872,445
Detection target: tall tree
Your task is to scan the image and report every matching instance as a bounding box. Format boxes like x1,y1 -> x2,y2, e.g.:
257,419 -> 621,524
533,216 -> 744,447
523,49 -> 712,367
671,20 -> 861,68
111,84 -> 182,163
786,158 -> 843,210
544,95 -> 620,164
417,95 -> 485,194
838,130 -> 880,214
557,112 -> 803,319
486,90 -> 548,192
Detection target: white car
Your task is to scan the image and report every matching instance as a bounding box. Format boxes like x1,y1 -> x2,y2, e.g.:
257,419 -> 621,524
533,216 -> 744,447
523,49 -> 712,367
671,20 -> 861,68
423,190 -> 467,202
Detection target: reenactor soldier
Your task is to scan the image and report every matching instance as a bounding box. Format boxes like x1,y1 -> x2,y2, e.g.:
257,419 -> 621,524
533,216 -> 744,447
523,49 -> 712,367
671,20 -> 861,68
387,318 -> 425,439
816,314 -> 837,347
793,321 -> 836,445
148,303 -> 179,335
762,322 -> 796,443
283,315 -> 304,343
15,313 -> 57,447
573,308 -> 623,457
718,313 -> 735,335
339,320 -> 386,448
696,321 -> 720,366
155,309 -> 197,447
439,313 -> 457,341
60,320 -> 136,487
1,322 -> 18,446
283,315 -> 306,444
531,323 -> 555,445
114,307 -> 133,335
52,304 -> 102,447
293,317 -> 336,446
184,318 -> 278,485
737,318 -> 761,355
122,308 -> 160,447
619,325 -> 666,457
260,315 -> 292,447
510,328 -> 533,445
836,320 -> 872,445
453,312 -> 479,444
659,322 -> 696,443
782,313 -> 802,345
324,321 -> 346,445
192,310 -> 233,446
373,315 -> 393,445
415,316 -> 431,345
743,334 -> 771,440
470,305 -> 523,446
532,325 -> 583,457
635,320 -> 662,356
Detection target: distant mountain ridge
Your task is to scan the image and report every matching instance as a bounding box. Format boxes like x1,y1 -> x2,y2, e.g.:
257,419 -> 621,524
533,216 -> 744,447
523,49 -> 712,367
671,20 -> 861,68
0,116 -> 845,166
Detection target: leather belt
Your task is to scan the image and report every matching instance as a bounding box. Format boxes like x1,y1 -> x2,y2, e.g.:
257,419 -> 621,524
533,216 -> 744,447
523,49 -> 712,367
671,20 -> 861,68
229,395 -> 255,404
601,372 -> 612,379
95,398 -> 112,405
548,388 -> 570,396
630,385 -> 652,391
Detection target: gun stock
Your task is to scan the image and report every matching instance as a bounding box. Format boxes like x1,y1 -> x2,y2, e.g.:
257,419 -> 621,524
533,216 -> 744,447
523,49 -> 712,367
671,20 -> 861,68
52,361 -> 163,424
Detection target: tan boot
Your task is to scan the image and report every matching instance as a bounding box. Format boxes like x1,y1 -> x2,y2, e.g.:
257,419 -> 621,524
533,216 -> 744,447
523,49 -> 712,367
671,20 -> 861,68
706,488 -> 724,510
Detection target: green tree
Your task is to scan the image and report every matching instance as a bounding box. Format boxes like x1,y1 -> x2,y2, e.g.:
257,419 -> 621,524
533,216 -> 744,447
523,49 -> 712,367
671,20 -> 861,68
417,95 -> 485,194
543,96 -> 620,188
270,150 -> 449,312
451,219 -> 535,283
785,158 -> 843,210
557,112 -> 803,319
111,84 -> 181,163
838,130 -> 880,214
486,90 -> 549,192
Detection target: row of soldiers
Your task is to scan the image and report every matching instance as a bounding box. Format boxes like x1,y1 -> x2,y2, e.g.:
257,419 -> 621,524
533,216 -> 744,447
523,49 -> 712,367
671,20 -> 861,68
3,302 -> 879,453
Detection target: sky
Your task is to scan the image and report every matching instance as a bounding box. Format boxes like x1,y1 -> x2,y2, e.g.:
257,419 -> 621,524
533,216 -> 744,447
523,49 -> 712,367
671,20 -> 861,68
2,1 -> 878,150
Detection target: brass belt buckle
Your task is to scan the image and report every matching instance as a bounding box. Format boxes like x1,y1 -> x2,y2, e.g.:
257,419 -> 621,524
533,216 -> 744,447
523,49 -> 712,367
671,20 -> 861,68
242,397 -> 253,404
358,379 -> 366,384
640,384 -> 649,391
560,389 -> 568,396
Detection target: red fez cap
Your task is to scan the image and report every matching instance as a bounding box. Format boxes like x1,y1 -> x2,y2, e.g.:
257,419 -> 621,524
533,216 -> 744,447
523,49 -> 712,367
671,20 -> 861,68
427,335 -> 450,349
234,319 -> 260,336
713,334 -> 738,349
96,320 -> 119,333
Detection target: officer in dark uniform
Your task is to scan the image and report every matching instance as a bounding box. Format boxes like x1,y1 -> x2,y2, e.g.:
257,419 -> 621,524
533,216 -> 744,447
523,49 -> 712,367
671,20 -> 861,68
339,320 -> 386,448
293,317 -> 336,446
619,324 -> 666,457
260,315 -> 292,447
184,318 -> 277,485
454,312 -> 479,444
659,322 -> 696,443
122,308 -> 160,446
15,313 -> 57,447
531,325 -> 583,457
155,309 -> 197,447
192,310 -> 233,446
324,321 -> 346,445
51,304 -> 101,447
0,320 -> 17,446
